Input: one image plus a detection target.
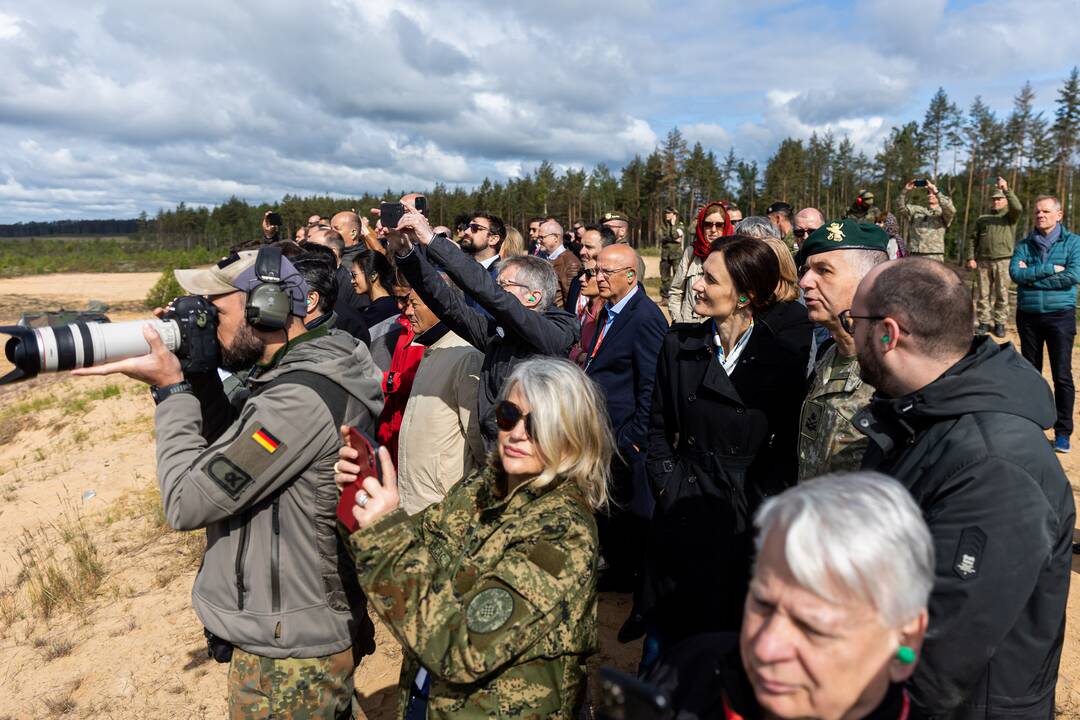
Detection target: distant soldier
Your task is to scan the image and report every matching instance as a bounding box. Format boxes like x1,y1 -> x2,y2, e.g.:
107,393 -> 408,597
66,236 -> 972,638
795,219 -> 890,480
658,206 -> 685,300
896,179 -> 955,262
845,189 -> 880,223
967,176 -> 1023,337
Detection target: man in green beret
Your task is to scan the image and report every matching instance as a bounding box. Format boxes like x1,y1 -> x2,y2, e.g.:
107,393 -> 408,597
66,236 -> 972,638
658,207 -> 685,300
796,219 -> 890,480
967,176 -> 1023,337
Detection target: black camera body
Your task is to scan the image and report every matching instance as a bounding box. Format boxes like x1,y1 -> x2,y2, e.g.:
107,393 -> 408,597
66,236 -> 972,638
163,295 -> 221,375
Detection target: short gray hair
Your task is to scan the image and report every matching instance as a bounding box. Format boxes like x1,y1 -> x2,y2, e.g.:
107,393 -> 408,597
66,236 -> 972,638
754,471 -> 934,626
735,216 -> 781,240
499,255 -> 559,310
844,248 -> 889,278
1035,194 -> 1062,212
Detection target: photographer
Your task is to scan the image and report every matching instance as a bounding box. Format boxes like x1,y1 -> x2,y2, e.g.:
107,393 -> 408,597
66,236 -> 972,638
75,248 -> 383,718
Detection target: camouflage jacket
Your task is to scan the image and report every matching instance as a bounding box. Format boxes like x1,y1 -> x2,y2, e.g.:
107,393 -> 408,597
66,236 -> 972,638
896,190 -> 955,255
797,344 -> 874,481
659,221 -> 686,246
348,465 -> 599,719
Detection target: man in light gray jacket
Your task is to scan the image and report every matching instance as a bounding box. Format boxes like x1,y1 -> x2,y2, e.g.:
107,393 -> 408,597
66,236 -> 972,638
76,248 -> 383,718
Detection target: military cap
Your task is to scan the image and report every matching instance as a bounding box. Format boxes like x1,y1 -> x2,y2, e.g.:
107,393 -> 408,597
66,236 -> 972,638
601,211 -> 629,223
855,189 -> 875,205
663,206 -> 677,215
796,218 -> 890,264
765,201 -> 793,216
990,188 -> 1006,199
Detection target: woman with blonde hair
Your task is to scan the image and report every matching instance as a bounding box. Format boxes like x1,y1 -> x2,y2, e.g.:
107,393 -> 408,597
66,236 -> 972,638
335,357 -> 612,718
500,225 -> 527,258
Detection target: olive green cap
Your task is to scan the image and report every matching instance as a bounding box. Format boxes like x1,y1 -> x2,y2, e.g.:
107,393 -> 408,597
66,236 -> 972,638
796,218 -> 890,265
990,188 -> 1006,199
601,211 -> 629,223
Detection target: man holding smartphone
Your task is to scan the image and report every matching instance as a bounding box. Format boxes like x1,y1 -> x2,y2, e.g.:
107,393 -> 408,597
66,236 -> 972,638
897,179 -> 955,263
967,176 -> 1023,337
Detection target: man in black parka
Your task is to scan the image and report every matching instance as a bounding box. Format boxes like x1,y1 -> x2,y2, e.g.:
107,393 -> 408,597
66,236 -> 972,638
850,257 -> 1073,720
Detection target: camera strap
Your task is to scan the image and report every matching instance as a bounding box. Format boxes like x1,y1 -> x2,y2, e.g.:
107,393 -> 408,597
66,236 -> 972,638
248,369 -> 350,429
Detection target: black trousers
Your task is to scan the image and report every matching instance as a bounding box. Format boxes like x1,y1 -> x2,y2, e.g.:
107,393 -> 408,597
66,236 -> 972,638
1017,309 -> 1076,436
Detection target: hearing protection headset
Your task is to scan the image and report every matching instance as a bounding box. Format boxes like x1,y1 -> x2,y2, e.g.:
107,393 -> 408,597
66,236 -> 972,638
245,245 -> 292,330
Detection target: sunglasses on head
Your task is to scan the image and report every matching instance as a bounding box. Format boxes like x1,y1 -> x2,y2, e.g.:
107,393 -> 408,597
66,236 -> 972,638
495,400 -> 533,437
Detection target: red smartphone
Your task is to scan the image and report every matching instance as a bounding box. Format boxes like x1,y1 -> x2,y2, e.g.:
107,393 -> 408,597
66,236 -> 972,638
336,427 -> 382,533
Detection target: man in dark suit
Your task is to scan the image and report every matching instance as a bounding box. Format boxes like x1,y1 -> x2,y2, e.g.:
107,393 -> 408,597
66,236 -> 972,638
586,243 -> 668,590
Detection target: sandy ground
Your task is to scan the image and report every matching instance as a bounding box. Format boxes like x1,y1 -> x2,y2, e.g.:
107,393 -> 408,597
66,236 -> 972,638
0,266 -> 1077,719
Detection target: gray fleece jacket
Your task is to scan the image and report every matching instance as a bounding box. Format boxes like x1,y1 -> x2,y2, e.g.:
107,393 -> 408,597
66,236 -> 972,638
155,328 -> 382,658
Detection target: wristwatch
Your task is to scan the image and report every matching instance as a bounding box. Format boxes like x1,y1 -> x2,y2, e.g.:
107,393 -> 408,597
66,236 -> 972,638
150,379 -> 193,405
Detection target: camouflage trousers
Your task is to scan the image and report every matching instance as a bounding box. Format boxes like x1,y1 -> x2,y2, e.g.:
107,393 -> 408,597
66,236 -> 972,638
228,645 -> 357,720
910,252 -> 945,263
659,244 -> 682,299
975,258 -> 1011,325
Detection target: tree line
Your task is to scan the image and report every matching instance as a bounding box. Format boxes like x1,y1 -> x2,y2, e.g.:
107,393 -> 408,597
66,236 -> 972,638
8,68 -> 1080,258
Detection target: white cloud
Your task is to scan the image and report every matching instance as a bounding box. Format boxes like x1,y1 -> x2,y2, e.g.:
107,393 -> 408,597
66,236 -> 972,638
0,0 -> 1077,221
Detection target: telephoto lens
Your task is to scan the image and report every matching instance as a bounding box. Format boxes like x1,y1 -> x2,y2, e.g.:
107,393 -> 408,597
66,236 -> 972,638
1,294 -> 220,385
1,319 -> 183,385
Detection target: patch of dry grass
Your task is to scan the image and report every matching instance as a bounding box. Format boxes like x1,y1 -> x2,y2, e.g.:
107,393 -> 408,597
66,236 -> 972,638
16,503 -> 105,619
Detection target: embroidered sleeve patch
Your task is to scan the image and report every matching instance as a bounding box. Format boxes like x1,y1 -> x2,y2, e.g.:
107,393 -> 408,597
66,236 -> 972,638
466,587 -> 514,634
953,526 -> 987,580
206,454 -> 253,500
251,428 -> 281,453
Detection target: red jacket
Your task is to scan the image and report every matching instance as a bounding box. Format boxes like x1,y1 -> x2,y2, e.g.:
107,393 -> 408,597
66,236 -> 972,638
375,315 -> 424,466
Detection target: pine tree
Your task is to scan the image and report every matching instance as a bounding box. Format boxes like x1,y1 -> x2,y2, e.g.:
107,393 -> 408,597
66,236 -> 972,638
1052,67 -> 1080,221
921,87 -> 953,181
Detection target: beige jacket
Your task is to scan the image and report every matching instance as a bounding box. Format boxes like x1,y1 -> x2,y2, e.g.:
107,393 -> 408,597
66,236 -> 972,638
396,329 -> 486,515
667,246 -> 704,324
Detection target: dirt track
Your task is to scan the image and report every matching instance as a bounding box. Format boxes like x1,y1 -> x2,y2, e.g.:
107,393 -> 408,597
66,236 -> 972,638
0,268 -> 1076,718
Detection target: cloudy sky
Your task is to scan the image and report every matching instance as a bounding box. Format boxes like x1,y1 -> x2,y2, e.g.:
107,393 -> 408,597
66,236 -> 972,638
1,0 -> 1078,222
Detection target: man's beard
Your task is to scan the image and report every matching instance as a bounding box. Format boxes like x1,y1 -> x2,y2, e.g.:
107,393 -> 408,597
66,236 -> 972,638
221,322 -> 266,372
857,339 -> 893,397
459,237 -> 480,255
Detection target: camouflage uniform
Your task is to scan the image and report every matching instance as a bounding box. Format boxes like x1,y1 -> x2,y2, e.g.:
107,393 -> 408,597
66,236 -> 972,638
896,189 -> 955,261
659,221 -> 686,300
797,345 -> 874,480
348,465 -> 598,719
228,647 -> 357,720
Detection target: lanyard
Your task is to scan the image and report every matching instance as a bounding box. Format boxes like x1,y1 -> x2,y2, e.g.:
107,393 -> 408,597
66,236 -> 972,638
584,309 -> 613,370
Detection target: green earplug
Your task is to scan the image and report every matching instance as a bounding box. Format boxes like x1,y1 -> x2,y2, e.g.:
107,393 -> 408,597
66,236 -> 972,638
897,646 -> 916,665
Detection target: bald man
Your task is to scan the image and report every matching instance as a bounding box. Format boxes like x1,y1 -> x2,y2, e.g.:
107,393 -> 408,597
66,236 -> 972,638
585,243 -> 668,592
793,207 -> 825,251
308,224 -> 371,332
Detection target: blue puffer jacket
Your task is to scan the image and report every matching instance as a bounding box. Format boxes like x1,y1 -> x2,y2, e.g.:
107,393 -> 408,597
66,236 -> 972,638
1009,225 -> 1080,314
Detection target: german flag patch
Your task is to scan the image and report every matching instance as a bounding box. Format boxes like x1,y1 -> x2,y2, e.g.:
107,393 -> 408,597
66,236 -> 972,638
252,427 -> 282,453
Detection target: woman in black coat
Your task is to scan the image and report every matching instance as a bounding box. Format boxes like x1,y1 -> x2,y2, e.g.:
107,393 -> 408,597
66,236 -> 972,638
633,235 -> 812,665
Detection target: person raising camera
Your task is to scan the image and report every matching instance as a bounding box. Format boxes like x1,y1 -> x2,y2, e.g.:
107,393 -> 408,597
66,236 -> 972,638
74,248 -> 384,718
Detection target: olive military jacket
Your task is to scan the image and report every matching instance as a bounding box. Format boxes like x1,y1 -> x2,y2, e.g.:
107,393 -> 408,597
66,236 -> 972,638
896,189 -> 955,255
797,344 -> 874,481
966,190 -> 1023,261
349,466 -> 599,719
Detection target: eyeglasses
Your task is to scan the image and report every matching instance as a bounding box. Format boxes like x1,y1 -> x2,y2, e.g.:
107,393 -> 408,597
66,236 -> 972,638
495,400 -> 533,437
394,294 -> 411,306
793,226 -> 818,239
467,223 -> 491,233
582,267 -> 595,280
595,266 -> 634,277
497,278 -> 532,291
539,232 -> 560,241
838,309 -> 886,334
702,221 -> 726,231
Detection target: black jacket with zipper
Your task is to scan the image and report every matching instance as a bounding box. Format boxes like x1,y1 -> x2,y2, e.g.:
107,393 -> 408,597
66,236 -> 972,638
854,337 -> 1074,719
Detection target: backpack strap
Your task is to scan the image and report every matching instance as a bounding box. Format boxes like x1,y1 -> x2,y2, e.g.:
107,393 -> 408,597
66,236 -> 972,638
249,370 -> 349,428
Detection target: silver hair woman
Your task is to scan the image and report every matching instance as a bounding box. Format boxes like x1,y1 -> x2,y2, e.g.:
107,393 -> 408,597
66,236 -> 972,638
645,471 -> 934,720
335,357 -> 612,717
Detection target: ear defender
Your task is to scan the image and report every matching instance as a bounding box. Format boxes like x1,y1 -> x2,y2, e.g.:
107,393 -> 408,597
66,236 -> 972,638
896,646 -> 916,665
882,335 -> 891,343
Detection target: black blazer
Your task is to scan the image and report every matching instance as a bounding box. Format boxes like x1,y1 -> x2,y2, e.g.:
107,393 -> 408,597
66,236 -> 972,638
584,287 -> 668,459
639,302 -> 811,639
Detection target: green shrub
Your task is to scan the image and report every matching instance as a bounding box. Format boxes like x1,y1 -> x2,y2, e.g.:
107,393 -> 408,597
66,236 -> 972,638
144,269 -> 185,310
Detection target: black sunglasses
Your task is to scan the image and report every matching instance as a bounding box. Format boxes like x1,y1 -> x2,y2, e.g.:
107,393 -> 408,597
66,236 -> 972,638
582,267 -> 595,279
793,226 -> 818,239
467,222 -> 491,233
495,400 -> 533,437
